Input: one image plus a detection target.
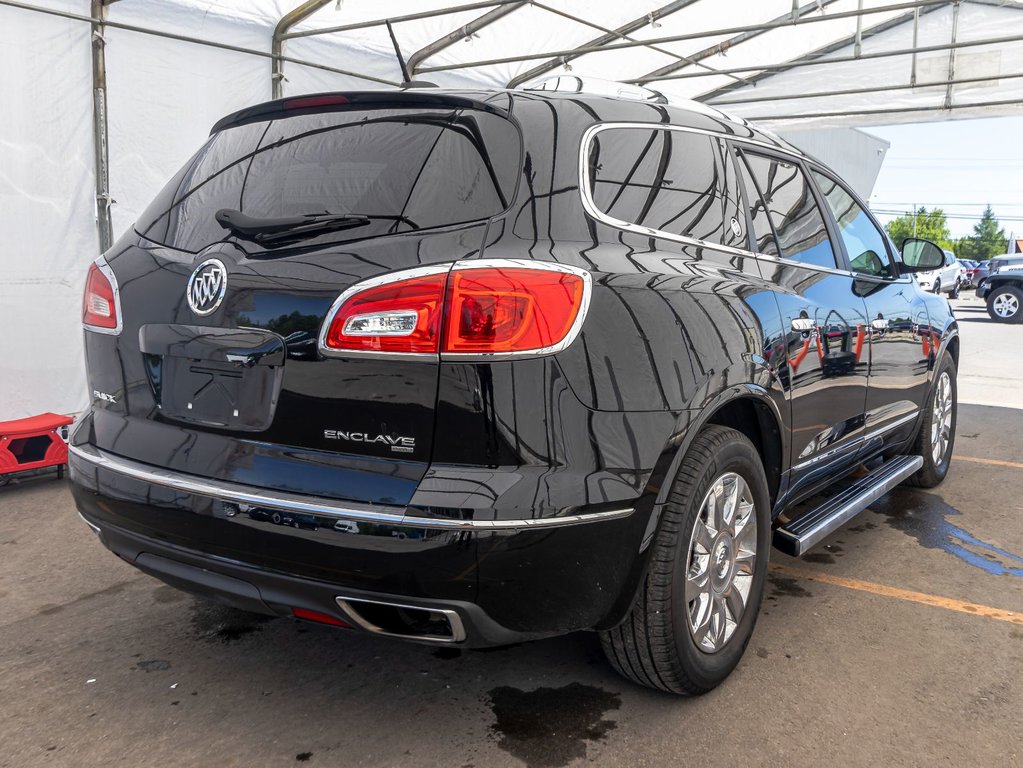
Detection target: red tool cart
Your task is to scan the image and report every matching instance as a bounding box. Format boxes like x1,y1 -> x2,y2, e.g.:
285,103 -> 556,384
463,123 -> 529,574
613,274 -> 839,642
0,412 -> 74,486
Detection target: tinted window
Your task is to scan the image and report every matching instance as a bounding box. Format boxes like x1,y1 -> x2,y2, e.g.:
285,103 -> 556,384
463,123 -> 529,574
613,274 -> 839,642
588,127 -> 745,248
136,108 -> 519,253
736,153 -> 778,257
811,170 -> 893,278
740,151 -> 836,269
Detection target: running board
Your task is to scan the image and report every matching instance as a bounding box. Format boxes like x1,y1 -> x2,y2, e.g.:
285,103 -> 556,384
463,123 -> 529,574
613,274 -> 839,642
774,455 -> 923,557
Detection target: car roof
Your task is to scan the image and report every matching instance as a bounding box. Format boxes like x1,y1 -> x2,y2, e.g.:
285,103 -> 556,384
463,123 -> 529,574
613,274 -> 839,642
211,87 -> 802,158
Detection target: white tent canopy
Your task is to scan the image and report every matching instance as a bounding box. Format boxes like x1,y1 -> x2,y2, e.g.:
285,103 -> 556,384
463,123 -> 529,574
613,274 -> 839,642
2,0 -> 1022,419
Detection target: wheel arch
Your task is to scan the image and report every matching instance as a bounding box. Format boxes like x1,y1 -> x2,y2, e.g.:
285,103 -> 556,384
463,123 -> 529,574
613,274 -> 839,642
597,384 -> 786,630
652,384 -> 787,521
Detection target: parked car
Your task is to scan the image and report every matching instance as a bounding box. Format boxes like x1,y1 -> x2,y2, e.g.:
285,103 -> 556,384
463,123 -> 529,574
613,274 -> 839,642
974,254 -> 1023,293
70,82 -> 958,695
912,248 -> 964,297
960,259 -> 980,287
978,266 -> 1023,322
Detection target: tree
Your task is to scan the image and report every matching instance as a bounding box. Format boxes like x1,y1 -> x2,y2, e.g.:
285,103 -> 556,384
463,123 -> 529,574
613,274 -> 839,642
956,205 -> 1008,261
884,207 -> 953,251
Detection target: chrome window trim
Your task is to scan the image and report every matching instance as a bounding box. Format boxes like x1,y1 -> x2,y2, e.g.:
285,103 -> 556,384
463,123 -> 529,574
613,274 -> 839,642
83,256 -> 124,336
316,258 -> 593,363
577,121 -> 877,281
69,443 -> 633,531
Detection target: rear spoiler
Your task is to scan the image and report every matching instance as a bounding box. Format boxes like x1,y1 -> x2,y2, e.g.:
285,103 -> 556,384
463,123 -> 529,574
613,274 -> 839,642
210,91 -> 512,135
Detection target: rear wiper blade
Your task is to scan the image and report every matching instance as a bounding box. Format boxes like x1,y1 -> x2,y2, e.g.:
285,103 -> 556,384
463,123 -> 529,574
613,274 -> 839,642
216,208 -> 370,240
216,209 -> 419,246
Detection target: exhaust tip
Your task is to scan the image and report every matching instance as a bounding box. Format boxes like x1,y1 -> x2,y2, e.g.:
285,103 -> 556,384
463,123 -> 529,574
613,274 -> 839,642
335,596 -> 466,644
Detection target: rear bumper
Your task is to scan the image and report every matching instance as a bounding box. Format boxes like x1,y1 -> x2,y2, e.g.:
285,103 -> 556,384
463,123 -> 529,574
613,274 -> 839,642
80,513 -> 533,646
70,442 -> 652,645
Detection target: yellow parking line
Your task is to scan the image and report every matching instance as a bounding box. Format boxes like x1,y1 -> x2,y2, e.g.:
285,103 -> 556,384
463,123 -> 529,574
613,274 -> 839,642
770,563 -> 1023,626
955,455 -> 1023,470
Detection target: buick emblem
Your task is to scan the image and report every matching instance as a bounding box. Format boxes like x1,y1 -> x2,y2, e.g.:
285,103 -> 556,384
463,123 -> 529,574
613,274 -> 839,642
187,258 -> 227,316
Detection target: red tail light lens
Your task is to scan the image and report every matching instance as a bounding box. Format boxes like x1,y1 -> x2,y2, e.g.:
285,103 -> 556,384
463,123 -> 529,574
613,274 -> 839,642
321,271 -> 447,354
443,267 -> 586,355
83,260 -> 120,333
319,261 -> 590,359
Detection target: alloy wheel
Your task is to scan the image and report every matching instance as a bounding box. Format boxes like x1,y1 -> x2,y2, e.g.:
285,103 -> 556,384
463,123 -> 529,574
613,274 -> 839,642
930,371 -> 953,465
685,472 -> 757,654
992,291 -> 1020,319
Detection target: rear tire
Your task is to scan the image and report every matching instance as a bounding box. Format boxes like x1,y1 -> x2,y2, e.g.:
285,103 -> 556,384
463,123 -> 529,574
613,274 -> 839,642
906,355 -> 957,488
932,279 -> 941,294
949,279 -> 961,299
599,425 -> 770,695
987,285 -> 1023,323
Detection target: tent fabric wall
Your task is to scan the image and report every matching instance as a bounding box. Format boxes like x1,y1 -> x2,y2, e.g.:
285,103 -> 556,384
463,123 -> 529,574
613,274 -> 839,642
1,3 -> 95,421
0,0 -> 393,421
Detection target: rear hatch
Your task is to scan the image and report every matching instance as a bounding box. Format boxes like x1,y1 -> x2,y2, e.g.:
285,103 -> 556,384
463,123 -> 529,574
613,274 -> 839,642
86,95 -> 519,506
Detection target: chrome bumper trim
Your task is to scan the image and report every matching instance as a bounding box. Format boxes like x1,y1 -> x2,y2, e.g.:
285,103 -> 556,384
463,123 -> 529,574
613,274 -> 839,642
78,511 -> 102,536
69,443 -> 634,531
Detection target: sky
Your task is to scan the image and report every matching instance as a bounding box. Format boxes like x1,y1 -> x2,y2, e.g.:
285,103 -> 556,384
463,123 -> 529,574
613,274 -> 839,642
866,116 -> 1023,243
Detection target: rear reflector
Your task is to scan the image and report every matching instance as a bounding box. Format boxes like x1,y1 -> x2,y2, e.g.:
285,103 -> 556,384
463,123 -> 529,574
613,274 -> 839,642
82,259 -> 121,334
319,260 -> 590,359
291,607 -> 351,628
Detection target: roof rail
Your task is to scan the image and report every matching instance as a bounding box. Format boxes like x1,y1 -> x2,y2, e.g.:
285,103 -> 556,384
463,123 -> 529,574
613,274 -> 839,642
520,75 -> 668,104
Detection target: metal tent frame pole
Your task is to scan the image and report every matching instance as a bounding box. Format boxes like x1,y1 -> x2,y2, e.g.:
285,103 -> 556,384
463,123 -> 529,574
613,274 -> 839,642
633,0 -> 844,85
415,0 -> 951,74
628,31 -> 1023,85
90,0 -> 113,254
407,1 -> 526,76
281,0 -> 522,40
505,0 -> 704,89
272,0 -> 334,99
696,3 -> 948,103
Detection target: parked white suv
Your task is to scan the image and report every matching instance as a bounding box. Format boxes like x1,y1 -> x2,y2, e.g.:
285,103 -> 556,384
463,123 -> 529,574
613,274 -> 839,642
914,248 -> 964,298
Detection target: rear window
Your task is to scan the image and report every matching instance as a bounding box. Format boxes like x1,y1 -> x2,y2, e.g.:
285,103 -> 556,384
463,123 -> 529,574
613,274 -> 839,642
136,107 -> 519,253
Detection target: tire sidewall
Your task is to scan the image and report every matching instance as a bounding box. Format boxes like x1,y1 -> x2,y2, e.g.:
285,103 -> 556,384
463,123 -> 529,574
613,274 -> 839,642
919,355 -> 958,482
669,436 -> 771,689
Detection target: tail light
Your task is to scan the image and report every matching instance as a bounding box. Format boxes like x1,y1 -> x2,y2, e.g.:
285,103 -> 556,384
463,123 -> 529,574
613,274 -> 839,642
318,260 -> 591,360
320,268 -> 448,355
82,259 -> 121,334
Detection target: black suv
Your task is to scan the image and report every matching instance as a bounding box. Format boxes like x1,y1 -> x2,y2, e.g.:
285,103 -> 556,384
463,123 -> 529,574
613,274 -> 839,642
70,86 -> 958,695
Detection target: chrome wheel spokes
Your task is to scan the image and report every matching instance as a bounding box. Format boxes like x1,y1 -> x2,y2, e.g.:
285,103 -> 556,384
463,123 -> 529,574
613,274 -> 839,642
992,292 -> 1019,319
685,472 -> 757,654
930,371 -> 953,465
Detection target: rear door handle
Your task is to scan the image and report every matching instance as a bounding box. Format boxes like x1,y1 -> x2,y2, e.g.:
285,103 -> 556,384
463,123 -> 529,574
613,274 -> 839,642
791,317 -> 814,332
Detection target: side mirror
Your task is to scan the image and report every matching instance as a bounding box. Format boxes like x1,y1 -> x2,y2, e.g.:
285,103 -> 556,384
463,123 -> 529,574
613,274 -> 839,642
900,238 -> 945,272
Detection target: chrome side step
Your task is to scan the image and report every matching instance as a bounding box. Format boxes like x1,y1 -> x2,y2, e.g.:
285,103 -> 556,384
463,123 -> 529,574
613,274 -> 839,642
774,455 -> 923,557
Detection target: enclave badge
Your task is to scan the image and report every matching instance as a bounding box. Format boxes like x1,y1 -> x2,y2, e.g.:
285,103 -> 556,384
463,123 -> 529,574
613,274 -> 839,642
187,258 -> 228,316
324,429 -> 415,453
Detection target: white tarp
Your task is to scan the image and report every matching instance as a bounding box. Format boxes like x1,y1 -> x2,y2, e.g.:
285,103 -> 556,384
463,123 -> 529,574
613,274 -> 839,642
1,0 -> 1022,420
